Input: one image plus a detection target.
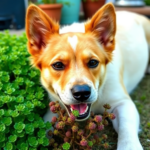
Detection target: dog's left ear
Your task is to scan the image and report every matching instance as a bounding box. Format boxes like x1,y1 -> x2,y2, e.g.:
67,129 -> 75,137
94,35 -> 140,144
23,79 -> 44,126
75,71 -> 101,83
85,3 -> 116,52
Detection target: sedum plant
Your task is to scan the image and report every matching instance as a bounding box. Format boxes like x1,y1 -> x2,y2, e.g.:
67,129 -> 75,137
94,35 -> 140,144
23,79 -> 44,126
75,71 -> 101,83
48,101 -> 115,150
0,31 -> 51,150
37,0 -> 57,4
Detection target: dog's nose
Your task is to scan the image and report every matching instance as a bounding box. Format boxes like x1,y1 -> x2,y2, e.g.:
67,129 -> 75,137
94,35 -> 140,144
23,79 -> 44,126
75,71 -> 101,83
71,84 -> 91,102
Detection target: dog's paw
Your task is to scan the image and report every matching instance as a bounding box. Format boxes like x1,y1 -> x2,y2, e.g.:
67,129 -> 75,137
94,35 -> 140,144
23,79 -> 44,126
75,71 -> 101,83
117,140 -> 143,150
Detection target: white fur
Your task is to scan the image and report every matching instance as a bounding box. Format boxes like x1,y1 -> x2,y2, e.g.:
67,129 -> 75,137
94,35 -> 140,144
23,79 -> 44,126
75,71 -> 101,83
68,35 -> 78,52
59,23 -> 85,34
92,12 -> 148,150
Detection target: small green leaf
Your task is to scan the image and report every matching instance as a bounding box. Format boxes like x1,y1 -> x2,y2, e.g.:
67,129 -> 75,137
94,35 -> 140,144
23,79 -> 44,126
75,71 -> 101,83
147,122 -> 150,128
14,122 -> 25,133
1,74 -> 10,82
2,117 -> 12,126
8,135 -> 17,143
25,124 -> 34,134
28,137 -> 38,147
0,142 -> 5,148
32,121 -> 39,128
45,121 -> 52,130
27,113 -> 34,122
38,120 -> 46,128
37,129 -> 46,137
35,91 -> 44,99
23,107 -> 31,115
0,133 -> 5,142
32,99 -> 42,107
62,142 -> 70,150
16,96 -> 24,103
15,131 -> 25,137
25,79 -> 35,87
4,109 -> 12,116
0,100 -> 4,107
0,123 -> 6,132
0,109 -> 4,117
72,110 -> 79,117
26,101 -> 34,109
20,143 -> 28,150
2,96 -> 12,103
0,82 -> 3,90
42,137 -> 49,146
4,142 -> 13,150
38,138 -> 44,144
29,70 -> 37,78
11,110 -> 19,117
15,104 -> 25,111
13,69 -> 22,75
5,87 -> 15,95
88,141 -> 93,147
26,94 -> 35,100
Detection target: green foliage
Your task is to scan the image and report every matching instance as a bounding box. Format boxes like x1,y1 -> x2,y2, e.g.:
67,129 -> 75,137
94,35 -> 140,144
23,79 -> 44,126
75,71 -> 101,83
82,0 -> 99,2
62,142 -> 70,150
0,31 -> 51,149
37,0 -> 70,5
144,0 -> 150,5
37,0 -> 57,4
72,110 -> 79,117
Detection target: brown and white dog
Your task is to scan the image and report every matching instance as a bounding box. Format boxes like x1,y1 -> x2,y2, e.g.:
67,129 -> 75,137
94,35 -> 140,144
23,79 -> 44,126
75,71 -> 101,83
26,3 -> 150,150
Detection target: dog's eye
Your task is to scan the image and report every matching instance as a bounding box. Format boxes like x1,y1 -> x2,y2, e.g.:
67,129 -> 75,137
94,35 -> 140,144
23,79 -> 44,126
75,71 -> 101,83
52,62 -> 65,70
87,59 -> 99,68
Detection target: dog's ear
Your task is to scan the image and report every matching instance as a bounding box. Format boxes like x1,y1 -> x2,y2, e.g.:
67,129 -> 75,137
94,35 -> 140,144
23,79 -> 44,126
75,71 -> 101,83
26,4 -> 59,68
85,3 -> 116,53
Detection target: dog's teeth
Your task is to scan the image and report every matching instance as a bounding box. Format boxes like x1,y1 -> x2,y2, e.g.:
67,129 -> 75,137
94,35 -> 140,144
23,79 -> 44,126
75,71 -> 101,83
70,108 -> 73,111
85,106 -> 88,113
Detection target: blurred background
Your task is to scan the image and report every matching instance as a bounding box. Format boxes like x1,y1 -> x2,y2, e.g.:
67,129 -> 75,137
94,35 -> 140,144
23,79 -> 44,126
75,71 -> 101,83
0,0 -> 150,32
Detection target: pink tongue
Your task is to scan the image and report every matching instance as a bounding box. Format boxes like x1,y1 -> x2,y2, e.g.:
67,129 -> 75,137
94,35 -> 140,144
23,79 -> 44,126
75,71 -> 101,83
70,104 -> 87,115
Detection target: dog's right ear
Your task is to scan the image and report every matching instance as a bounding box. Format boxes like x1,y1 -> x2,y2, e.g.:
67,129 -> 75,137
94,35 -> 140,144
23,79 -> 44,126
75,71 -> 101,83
26,5 -> 59,68
85,3 -> 116,62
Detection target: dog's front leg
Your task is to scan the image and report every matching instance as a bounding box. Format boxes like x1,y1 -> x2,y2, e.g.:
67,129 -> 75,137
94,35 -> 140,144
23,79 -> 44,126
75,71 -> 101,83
112,100 -> 143,150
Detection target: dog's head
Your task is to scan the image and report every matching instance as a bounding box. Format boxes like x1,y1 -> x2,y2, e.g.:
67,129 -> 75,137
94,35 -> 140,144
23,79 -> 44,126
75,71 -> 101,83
26,3 -> 116,121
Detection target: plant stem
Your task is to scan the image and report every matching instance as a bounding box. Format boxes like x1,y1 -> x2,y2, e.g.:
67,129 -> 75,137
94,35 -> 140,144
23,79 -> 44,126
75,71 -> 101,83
86,130 -> 92,139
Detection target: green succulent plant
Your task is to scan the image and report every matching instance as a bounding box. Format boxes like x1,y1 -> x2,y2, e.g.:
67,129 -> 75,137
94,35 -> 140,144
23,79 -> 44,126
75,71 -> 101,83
0,31 -> 51,150
49,101 -> 115,149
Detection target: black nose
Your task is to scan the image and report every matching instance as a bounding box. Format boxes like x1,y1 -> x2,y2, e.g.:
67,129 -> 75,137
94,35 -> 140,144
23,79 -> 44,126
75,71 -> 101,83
71,84 -> 91,102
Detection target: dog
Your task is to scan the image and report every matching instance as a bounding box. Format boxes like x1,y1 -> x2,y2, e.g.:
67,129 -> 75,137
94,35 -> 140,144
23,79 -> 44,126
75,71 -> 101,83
26,3 -> 150,150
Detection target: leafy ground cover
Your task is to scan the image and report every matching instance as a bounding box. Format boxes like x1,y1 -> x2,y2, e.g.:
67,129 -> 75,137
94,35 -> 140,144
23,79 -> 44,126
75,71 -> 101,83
0,31 -> 51,150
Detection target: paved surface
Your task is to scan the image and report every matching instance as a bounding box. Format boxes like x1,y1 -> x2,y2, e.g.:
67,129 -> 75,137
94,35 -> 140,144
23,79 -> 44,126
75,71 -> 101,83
0,29 -> 25,36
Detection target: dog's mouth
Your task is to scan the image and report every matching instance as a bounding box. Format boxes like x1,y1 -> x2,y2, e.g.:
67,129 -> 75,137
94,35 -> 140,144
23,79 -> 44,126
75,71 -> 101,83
65,103 -> 91,120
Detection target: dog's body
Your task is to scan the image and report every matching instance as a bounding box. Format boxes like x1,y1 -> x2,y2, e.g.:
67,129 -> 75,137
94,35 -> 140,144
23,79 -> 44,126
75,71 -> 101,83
26,3 -> 150,150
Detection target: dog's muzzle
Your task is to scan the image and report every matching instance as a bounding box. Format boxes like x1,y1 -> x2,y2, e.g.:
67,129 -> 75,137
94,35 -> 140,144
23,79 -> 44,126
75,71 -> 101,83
66,84 -> 92,120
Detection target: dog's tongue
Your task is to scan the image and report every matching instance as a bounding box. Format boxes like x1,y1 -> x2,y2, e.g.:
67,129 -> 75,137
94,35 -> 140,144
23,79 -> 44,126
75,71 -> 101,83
70,104 -> 87,114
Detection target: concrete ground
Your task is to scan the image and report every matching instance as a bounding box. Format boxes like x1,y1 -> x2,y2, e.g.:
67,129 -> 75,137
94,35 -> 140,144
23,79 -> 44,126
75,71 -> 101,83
0,29 -> 25,36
